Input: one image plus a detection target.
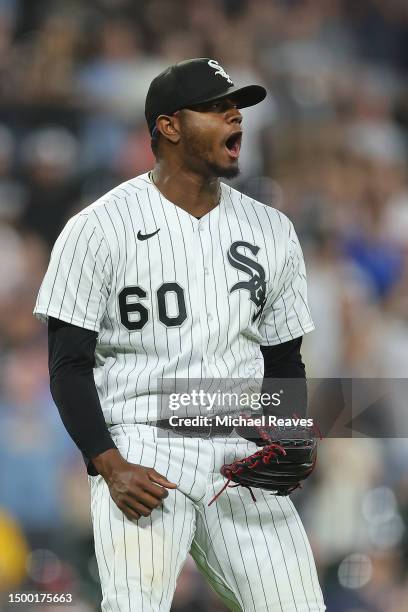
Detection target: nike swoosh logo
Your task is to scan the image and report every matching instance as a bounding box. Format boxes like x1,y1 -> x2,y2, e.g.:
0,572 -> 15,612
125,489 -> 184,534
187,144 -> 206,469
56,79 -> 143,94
137,229 -> 160,241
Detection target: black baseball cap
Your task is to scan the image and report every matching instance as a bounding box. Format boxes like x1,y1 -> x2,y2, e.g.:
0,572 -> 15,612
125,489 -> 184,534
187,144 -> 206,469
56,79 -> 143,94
145,58 -> 267,136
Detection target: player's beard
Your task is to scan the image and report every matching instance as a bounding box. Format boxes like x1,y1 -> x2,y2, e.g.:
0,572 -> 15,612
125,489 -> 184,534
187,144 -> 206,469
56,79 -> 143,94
207,158 -> 240,179
183,132 -> 240,179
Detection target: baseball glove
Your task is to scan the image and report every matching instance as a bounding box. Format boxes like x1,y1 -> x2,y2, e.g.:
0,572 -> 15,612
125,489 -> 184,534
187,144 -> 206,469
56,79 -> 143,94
209,422 -> 318,505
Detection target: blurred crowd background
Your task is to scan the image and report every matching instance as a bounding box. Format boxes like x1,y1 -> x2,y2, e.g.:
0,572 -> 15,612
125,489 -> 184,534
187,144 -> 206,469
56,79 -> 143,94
1,0 -> 408,610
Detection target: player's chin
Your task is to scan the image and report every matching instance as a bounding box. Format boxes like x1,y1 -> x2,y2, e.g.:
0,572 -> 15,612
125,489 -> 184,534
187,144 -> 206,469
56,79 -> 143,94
208,158 -> 240,179
220,164 -> 240,179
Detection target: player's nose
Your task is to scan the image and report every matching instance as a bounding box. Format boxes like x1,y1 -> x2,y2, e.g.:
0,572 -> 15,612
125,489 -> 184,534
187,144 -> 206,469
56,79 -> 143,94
222,98 -> 243,125
226,106 -> 242,126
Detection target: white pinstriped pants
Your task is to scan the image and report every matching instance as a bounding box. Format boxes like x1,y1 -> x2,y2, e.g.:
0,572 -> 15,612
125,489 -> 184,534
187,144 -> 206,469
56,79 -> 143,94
89,424 -> 325,612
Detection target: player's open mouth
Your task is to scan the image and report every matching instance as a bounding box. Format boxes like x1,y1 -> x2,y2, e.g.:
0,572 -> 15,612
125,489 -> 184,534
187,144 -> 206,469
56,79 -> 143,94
225,131 -> 242,159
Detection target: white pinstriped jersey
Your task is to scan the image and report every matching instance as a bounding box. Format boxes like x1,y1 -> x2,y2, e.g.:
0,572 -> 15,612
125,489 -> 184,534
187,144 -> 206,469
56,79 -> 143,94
34,172 -> 314,426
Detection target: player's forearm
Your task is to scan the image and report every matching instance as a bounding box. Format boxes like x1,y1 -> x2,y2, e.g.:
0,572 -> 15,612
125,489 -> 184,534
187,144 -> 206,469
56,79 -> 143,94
261,337 -> 308,418
50,371 -> 116,461
48,317 -> 117,472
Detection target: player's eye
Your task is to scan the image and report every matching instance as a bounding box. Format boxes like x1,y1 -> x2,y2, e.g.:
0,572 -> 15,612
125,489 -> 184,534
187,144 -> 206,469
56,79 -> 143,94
191,100 -> 223,112
188,99 -> 238,113
210,100 -> 238,112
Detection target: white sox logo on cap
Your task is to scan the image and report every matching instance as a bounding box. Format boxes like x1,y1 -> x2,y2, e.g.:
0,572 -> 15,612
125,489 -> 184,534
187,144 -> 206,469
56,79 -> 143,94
207,59 -> 233,84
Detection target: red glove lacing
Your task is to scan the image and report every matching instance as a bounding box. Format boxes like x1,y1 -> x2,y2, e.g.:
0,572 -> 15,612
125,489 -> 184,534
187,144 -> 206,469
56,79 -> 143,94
208,440 -> 286,506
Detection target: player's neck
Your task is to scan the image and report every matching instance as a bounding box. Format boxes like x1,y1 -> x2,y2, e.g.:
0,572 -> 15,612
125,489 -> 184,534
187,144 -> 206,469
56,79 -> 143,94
150,164 -> 221,218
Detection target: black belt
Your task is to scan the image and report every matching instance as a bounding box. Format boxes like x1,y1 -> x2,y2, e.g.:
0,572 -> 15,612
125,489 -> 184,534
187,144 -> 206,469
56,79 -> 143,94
154,418 -> 234,438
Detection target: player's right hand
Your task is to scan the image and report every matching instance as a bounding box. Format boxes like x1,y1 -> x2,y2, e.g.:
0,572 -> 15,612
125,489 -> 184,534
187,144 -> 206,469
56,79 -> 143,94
92,448 -> 177,521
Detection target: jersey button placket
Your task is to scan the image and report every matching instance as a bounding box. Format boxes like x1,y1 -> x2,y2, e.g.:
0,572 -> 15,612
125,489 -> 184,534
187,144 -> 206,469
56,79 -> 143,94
195,220 -> 213,375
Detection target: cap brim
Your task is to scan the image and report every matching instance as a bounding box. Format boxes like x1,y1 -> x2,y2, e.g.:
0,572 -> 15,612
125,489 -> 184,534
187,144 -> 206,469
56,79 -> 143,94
198,84 -> 267,109
149,83 -> 267,134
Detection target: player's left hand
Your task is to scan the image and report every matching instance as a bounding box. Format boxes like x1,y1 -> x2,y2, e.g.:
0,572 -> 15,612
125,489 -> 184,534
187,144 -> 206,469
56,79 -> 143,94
209,422 -> 318,505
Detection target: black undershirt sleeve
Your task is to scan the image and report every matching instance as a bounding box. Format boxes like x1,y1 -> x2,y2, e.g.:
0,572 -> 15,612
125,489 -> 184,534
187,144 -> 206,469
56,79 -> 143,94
48,317 -> 116,475
48,318 -> 307,473
261,337 -> 308,419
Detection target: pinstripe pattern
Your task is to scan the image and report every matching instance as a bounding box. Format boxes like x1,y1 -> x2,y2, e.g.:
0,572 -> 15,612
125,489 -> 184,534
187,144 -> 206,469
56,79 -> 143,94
89,425 -> 325,611
36,171 -> 323,610
34,172 -> 314,425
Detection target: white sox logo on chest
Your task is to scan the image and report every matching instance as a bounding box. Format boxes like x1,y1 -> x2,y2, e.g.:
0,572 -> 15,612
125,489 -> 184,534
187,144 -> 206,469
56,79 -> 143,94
227,241 -> 267,322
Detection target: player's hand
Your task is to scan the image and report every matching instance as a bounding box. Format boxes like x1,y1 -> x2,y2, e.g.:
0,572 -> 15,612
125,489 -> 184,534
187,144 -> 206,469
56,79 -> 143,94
92,448 -> 177,521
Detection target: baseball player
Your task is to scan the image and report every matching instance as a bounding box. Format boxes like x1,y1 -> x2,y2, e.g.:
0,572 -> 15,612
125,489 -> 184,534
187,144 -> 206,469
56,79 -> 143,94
34,58 -> 325,611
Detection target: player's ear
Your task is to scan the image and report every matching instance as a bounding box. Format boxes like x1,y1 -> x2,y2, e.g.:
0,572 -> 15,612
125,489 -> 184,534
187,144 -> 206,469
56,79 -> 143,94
156,114 -> 181,145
